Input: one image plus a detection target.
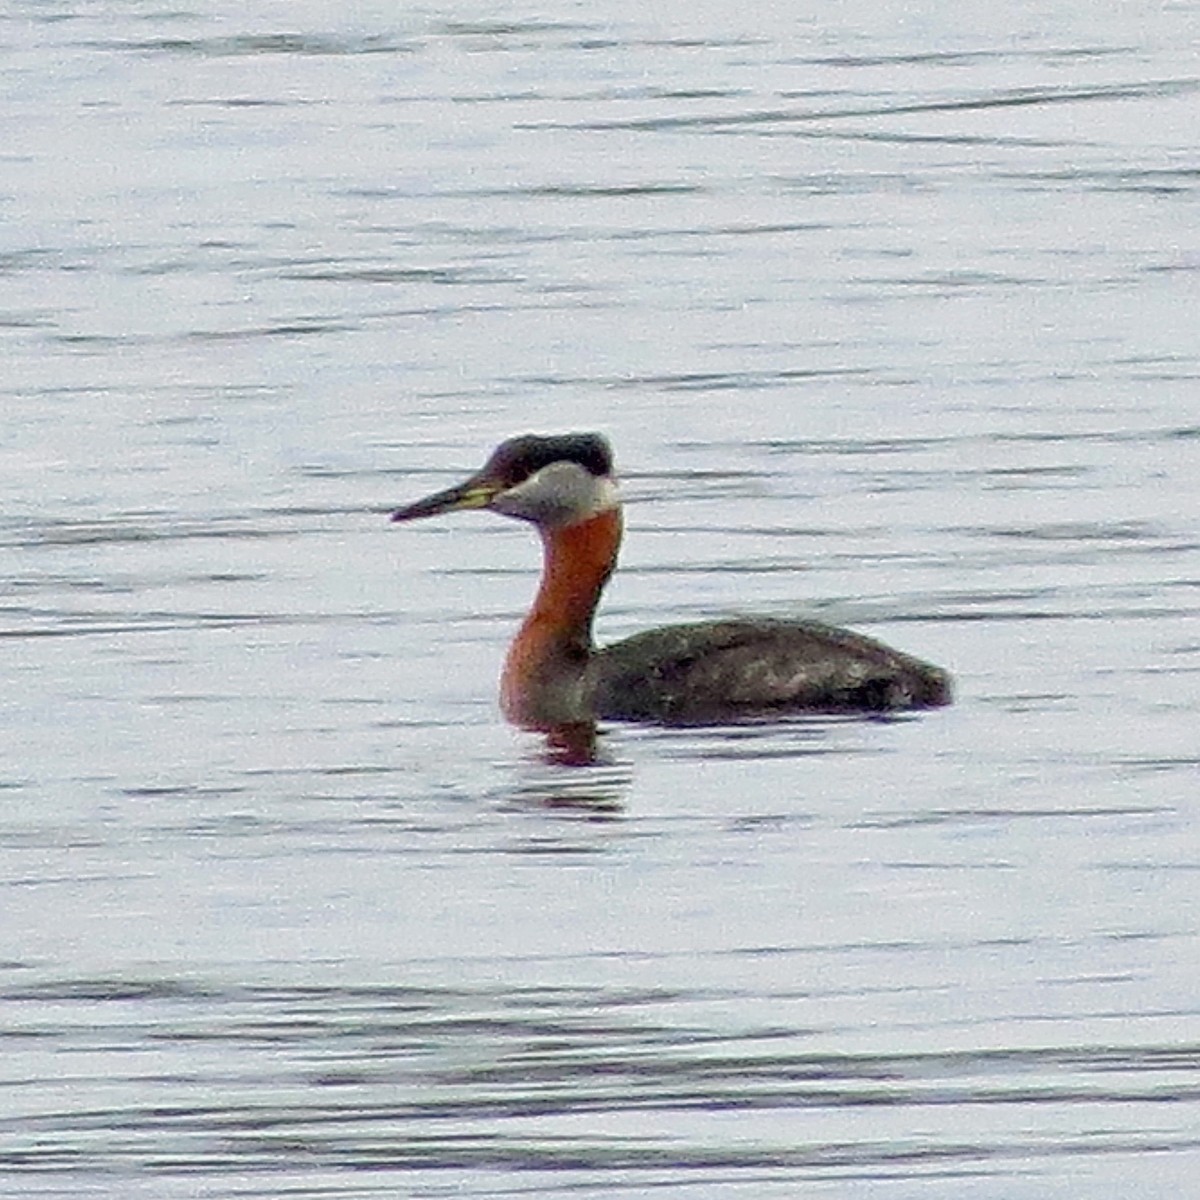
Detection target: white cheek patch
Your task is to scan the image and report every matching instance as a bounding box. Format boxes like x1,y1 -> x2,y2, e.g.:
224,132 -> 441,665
592,476 -> 620,515
497,463 -> 619,525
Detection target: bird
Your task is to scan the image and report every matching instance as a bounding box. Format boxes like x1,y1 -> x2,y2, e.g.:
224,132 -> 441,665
391,432 -> 951,730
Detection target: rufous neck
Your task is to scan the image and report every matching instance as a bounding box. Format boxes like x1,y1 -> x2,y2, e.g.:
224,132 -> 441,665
500,507 -> 622,729
528,507 -> 622,648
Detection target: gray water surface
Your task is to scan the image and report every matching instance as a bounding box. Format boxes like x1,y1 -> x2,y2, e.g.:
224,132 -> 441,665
3,2 -> 1199,1196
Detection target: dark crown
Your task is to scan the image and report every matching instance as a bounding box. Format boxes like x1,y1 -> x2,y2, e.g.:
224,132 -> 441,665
483,432 -> 614,487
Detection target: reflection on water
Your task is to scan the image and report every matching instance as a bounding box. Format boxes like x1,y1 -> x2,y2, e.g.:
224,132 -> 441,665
3,0 -> 1200,1196
507,725 -> 632,808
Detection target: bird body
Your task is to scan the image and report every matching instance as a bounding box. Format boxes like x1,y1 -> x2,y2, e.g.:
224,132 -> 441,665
392,433 -> 951,729
595,618 -> 949,723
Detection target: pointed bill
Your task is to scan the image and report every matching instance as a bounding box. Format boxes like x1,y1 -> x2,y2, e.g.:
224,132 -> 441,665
390,477 -> 502,523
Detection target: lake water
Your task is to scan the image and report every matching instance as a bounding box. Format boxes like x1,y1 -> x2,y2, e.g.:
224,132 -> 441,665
2,1 -> 1199,1196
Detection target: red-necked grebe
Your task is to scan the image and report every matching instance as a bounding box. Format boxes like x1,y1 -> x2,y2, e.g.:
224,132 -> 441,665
391,433 -> 951,729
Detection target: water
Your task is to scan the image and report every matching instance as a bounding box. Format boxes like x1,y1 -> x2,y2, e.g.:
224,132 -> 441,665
3,1 -> 1199,1196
